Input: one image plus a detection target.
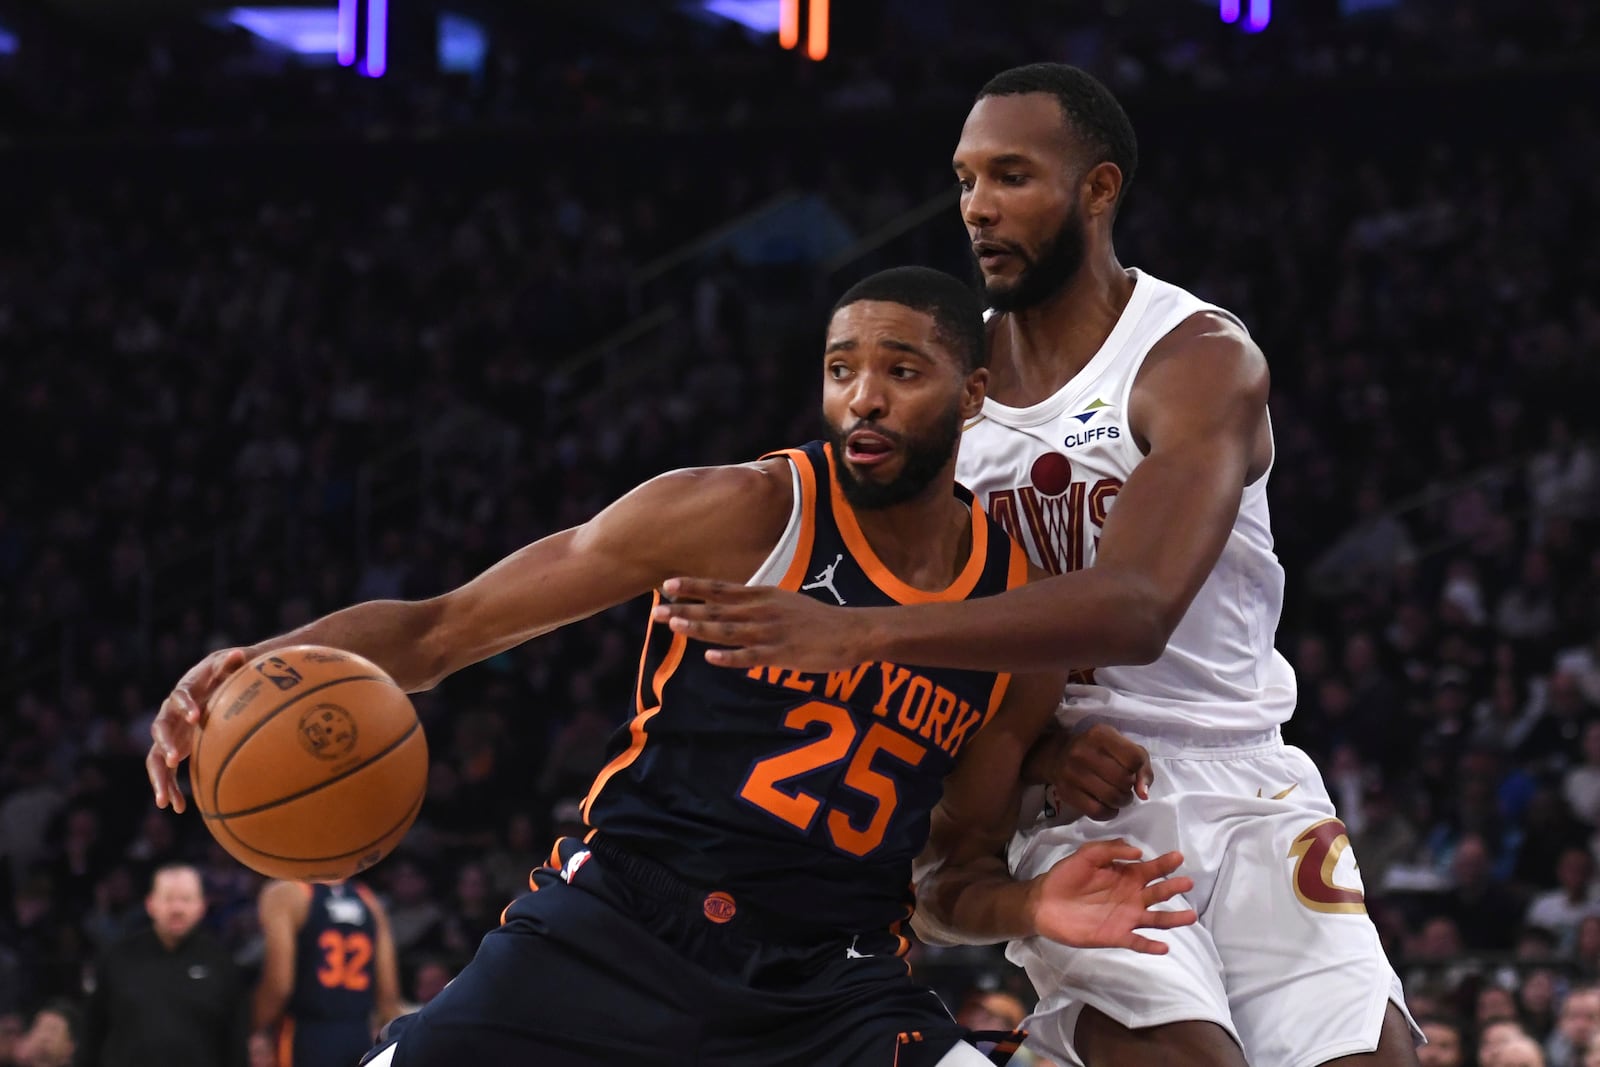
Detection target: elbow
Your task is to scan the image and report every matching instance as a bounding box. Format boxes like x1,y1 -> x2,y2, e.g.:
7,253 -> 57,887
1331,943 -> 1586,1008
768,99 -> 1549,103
1120,618 -> 1169,665
1111,578 -> 1180,665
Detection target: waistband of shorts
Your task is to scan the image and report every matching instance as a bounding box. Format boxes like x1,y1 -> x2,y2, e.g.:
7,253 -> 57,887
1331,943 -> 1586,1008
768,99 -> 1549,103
582,834 -> 858,947
1069,719 -> 1284,760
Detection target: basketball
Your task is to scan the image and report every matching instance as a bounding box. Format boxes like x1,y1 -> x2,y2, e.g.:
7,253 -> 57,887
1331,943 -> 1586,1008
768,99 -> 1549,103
189,645 -> 429,882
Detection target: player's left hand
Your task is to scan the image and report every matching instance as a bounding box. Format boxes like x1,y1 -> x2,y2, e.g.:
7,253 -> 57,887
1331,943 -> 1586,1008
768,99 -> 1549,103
654,578 -> 879,671
1027,724 -> 1154,821
1028,840 -> 1196,954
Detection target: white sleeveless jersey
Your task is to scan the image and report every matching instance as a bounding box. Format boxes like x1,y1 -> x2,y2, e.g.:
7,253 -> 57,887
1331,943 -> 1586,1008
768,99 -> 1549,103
956,269 -> 1296,735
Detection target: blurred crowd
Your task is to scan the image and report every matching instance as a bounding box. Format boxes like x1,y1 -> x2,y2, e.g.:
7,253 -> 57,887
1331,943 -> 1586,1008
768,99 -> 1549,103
0,0 -> 1595,137
1,2 -> 1599,1066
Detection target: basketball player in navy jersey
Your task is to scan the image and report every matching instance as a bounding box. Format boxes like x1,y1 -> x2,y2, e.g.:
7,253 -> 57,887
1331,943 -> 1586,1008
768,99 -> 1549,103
147,266 -> 1193,1067
658,65 -> 1423,1067
254,879 -> 401,1067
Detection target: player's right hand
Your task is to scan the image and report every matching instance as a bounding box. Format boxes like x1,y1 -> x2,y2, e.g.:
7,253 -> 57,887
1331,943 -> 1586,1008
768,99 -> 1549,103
1028,840 -> 1196,954
146,647 -> 248,812
1034,723 -> 1154,822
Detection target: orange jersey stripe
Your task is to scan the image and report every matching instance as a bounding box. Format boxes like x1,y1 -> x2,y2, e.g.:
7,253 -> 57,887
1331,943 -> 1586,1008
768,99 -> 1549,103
1004,532 -> 1029,591
981,669 -> 1013,733
976,538 -> 1029,729
824,443 -> 989,603
580,611 -> 688,821
278,1017 -> 295,1067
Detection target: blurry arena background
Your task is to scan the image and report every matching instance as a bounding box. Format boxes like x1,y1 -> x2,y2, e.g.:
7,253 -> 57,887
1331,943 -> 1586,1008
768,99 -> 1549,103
0,0 -> 1596,1062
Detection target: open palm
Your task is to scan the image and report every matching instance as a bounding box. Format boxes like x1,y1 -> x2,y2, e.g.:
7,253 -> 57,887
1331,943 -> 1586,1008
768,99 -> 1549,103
1031,840 -> 1197,954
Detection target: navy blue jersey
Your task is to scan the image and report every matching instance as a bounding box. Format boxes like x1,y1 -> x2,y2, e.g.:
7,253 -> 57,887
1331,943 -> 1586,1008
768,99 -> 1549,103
287,882 -> 380,1024
581,441 -> 1027,937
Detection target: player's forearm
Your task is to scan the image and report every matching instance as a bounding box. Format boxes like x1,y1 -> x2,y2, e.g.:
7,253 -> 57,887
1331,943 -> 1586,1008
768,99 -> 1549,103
251,983 -> 291,1033
869,567 -> 1167,674
914,859 -> 1039,947
244,598 -> 449,692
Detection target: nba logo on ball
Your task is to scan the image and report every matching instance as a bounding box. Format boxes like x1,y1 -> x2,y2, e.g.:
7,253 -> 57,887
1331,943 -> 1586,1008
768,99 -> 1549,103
299,704 -> 359,760
257,656 -> 304,690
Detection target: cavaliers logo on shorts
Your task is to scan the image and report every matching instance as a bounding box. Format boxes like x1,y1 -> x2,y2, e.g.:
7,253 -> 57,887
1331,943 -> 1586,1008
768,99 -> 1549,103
702,892 -> 737,924
1288,818 -> 1367,914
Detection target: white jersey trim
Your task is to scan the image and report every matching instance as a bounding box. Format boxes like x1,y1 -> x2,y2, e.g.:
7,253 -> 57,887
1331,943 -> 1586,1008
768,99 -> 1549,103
745,458 -> 802,587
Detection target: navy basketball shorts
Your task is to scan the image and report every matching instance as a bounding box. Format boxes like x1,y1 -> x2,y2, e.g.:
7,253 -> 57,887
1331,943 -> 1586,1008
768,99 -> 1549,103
377,837 -> 1019,1067
282,1017 -> 374,1067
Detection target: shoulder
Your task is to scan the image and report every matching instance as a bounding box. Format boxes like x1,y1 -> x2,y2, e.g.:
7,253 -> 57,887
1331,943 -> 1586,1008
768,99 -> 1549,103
583,456 -> 799,577
1141,311 -> 1266,390
1131,310 -> 1269,432
656,455 -> 798,527
638,457 -> 793,510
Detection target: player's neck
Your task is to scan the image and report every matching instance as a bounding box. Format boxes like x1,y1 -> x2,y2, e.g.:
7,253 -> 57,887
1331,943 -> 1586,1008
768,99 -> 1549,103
851,484 -> 972,594
986,254 -> 1135,407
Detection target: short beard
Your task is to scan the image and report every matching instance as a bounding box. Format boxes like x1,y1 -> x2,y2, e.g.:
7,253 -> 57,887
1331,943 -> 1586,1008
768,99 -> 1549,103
976,208 -> 1086,313
825,402 -> 963,511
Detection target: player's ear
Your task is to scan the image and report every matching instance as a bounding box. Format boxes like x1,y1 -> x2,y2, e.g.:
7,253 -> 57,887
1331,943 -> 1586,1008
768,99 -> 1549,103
960,366 -> 988,420
1082,160 -> 1123,220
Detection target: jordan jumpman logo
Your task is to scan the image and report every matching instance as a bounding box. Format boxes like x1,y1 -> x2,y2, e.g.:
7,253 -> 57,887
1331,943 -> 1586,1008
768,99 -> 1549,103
802,554 -> 847,604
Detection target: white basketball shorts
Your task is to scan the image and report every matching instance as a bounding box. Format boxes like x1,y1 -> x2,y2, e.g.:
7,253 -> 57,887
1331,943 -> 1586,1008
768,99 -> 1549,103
1004,724 -> 1421,1067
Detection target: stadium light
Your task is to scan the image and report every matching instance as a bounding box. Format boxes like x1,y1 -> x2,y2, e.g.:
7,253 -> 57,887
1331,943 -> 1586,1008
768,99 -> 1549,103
438,12 -> 488,77
806,0 -> 827,60
223,8 -> 342,54
1220,0 -> 1271,31
778,0 -> 799,49
777,0 -> 827,60
221,4 -> 385,70
337,0 -> 357,65
360,0 -> 387,77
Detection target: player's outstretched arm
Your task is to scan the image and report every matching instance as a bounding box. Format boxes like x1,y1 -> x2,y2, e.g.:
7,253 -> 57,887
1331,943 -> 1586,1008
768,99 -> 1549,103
658,315 -> 1269,674
912,672 -> 1194,951
148,459 -> 794,810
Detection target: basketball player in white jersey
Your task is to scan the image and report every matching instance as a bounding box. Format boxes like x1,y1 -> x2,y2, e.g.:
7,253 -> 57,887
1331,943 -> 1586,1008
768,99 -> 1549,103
657,64 -> 1422,1067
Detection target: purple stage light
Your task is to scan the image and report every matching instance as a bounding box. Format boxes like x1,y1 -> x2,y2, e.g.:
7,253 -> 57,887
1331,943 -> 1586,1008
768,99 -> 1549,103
700,0 -> 784,34
223,8 -> 342,55
361,0 -> 387,77
1245,0 -> 1271,31
337,0 -> 357,65
438,13 -> 488,76
1219,0 -> 1240,24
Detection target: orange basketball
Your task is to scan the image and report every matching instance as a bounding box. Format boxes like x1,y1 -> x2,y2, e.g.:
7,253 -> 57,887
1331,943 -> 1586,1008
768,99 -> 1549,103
189,645 -> 428,882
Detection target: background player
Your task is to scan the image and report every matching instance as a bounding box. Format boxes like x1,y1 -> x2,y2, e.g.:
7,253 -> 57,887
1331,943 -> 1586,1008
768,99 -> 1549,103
657,65 -> 1424,1067
145,267 -> 1194,1067
254,879 -> 401,1067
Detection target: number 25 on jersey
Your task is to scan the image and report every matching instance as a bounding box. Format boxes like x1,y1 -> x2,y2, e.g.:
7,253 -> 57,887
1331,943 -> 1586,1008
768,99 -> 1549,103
738,700 -> 925,858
